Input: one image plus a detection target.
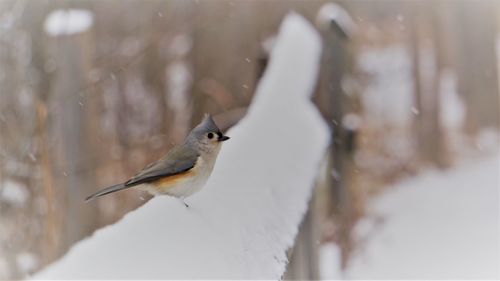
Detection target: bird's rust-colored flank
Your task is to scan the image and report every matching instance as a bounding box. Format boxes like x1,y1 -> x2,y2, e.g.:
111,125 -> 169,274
150,169 -> 196,191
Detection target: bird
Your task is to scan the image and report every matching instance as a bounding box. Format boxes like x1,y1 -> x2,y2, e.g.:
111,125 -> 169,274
85,114 -> 230,207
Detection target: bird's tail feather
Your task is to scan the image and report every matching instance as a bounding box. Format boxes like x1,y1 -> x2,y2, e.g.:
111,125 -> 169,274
85,183 -> 131,202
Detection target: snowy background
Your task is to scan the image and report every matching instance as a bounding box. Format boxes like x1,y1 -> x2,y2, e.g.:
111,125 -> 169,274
344,153 -> 499,279
0,0 -> 499,280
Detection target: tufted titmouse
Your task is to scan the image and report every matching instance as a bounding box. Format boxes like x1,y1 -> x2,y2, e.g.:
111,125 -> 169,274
85,114 -> 229,206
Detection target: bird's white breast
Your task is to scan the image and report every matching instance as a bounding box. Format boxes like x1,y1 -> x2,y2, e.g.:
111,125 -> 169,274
165,156 -> 212,197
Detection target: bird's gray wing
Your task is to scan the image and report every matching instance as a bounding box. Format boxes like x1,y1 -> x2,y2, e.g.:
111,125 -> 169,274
124,145 -> 200,186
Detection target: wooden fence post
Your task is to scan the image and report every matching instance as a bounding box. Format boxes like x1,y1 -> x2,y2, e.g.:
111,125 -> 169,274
47,24 -> 98,249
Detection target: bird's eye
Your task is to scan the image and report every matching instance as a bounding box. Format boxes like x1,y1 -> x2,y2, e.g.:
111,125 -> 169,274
207,133 -> 214,139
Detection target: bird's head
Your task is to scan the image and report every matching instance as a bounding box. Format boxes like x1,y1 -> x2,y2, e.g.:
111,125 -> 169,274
186,114 -> 230,153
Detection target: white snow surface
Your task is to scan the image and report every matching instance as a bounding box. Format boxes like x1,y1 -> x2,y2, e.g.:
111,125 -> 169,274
0,179 -> 29,207
357,45 -> 415,127
320,242 -> 342,280
34,13 -> 329,279
44,9 -> 93,36
439,69 -> 465,130
16,252 -> 39,274
316,3 -> 357,37
346,153 -> 500,279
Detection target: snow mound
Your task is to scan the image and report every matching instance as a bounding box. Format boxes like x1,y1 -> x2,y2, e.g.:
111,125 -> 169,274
316,3 -> 357,38
44,9 -> 94,37
346,153 -> 500,279
34,13 -> 328,279
0,180 -> 29,207
320,242 -> 342,280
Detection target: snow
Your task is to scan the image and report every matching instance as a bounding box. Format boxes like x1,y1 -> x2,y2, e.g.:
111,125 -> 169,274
316,3 -> 357,38
475,128 -> 499,153
345,153 -> 500,279
0,179 -> 29,207
16,252 -> 38,275
357,45 -> 414,127
165,60 -> 192,140
319,242 -> 342,280
439,69 -> 465,130
33,13 -> 329,279
342,113 -> 361,131
44,9 -> 94,37
165,62 -> 191,109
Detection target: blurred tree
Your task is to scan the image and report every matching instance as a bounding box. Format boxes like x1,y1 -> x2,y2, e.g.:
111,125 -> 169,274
452,0 -> 499,133
408,0 -> 447,167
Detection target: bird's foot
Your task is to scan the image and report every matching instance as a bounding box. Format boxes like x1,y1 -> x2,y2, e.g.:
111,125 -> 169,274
179,198 -> 189,208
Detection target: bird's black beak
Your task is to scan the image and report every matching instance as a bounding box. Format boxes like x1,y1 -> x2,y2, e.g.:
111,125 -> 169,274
218,135 -> 230,142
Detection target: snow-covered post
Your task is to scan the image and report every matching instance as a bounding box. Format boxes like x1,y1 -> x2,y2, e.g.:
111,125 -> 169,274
316,2 -> 357,267
34,13 -> 329,279
43,9 -> 98,252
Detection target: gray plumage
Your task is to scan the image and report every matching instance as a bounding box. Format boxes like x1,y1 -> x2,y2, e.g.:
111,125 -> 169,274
125,146 -> 200,186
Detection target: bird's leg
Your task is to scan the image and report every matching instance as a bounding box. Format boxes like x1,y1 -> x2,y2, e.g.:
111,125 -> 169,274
179,197 -> 189,208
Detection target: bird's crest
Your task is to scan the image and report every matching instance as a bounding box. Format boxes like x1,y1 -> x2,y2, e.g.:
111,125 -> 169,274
197,114 -> 220,133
